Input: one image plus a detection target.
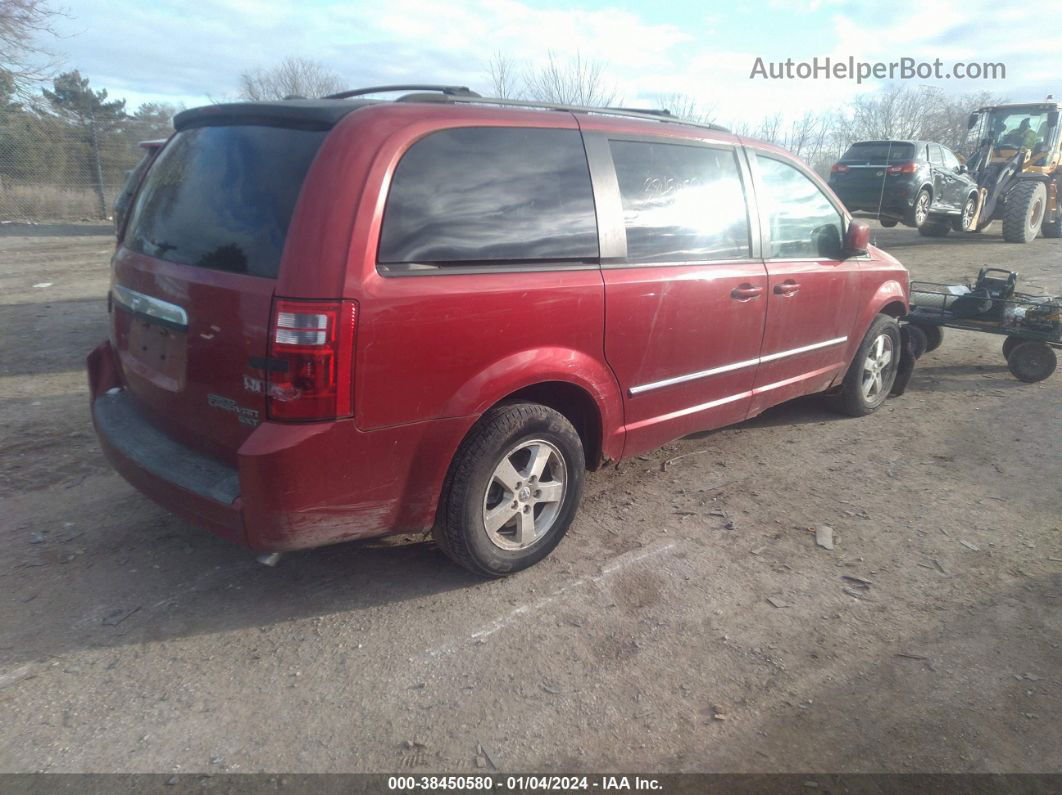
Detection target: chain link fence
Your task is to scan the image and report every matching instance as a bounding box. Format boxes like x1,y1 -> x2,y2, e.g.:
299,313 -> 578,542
0,115 -> 167,223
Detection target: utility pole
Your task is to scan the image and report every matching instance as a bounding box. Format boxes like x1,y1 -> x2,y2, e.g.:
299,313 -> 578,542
88,113 -> 107,219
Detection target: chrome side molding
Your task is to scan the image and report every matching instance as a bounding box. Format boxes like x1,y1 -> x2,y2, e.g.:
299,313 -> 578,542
630,336 -> 848,396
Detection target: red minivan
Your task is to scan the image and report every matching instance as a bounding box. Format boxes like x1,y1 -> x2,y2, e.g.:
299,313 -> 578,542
87,86 -> 908,576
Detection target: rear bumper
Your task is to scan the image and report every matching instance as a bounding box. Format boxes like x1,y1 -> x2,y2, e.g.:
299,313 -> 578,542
87,340 -> 473,551
832,184 -> 915,216
88,341 -> 248,546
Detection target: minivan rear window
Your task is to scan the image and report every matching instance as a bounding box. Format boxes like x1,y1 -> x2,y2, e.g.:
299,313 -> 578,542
378,127 -> 598,266
124,125 -> 328,278
841,142 -> 915,163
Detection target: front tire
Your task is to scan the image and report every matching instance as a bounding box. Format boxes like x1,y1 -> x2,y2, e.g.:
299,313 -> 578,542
829,314 -> 901,417
1002,180 -> 1047,243
953,194 -> 978,232
880,218 -> 898,228
434,402 -> 585,577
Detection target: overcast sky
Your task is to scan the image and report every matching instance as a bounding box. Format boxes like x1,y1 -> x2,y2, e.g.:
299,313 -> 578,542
53,0 -> 1059,125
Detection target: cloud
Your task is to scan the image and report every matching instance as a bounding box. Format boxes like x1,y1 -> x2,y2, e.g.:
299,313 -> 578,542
50,0 -> 1059,126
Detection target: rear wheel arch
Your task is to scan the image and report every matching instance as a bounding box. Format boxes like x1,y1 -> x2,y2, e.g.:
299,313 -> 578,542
498,381 -> 604,471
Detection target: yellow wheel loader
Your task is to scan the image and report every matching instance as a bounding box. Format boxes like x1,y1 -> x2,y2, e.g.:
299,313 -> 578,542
965,99 -> 1061,243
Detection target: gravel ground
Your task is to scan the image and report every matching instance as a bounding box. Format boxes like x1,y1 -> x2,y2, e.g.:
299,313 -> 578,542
0,222 -> 1059,774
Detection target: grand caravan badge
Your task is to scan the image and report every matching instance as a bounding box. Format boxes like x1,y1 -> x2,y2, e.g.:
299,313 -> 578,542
207,393 -> 260,426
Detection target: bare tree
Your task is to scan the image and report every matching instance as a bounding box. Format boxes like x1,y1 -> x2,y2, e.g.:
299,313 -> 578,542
756,112 -> 784,144
0,0 -> 63,99
487,50 -> 519,99
522,51 -> 617,107
238,57 -> 345,101
653,92 -> 716,124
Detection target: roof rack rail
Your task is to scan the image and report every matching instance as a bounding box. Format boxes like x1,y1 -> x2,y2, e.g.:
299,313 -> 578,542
322,84 -> 481,100
444,94 -> 729,132
606,107 -> 673,118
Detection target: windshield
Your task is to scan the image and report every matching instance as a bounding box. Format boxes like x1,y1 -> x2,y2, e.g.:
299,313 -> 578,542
984,108 -> 1051,150
124,124 -> 327,278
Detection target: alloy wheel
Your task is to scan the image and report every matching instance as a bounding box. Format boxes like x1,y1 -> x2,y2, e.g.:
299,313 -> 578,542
861,333 -> 895,402
915,192 -> 930,225
482,439 -> 567,551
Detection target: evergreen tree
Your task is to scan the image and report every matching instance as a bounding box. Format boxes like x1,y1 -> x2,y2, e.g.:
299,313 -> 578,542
42,70 -> 127,216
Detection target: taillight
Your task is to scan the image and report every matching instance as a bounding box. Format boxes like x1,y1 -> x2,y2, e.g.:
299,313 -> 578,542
830,163 -> 849,174
886,162 -> 918,175
267,299 -> 357,421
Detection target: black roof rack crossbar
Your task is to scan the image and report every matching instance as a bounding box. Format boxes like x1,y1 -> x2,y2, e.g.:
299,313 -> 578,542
444,94 -> 729,132
322,84 -> 481,100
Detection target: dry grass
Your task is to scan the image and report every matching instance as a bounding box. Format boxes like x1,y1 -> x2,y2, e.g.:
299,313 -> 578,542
0,182 -> 107,222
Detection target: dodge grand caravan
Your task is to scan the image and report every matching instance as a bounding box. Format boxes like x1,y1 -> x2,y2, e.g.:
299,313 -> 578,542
87,86 -> 909,576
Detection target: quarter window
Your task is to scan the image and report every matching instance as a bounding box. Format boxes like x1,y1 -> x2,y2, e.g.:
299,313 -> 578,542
378,127 -> 598,265
756,155 -> 844,259
609,140 -> 750,262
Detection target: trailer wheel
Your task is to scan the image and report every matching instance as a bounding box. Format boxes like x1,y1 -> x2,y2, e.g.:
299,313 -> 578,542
908,321 -> 943,353
1002,336 -> 1020,360
906,324 -> 928,359
1002,180 -> 1047,243
1006,341 -> 1057,383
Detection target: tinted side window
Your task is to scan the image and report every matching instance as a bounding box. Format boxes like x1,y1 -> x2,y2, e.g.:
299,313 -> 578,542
756,155 -> 844,260
378,128 -> 598,265
928,145 -> 945,166
125,125 -> 327,278
609,140 -> 749,262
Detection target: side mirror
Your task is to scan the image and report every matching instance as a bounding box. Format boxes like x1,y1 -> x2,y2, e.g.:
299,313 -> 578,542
844,220 -> 870,257
956,164 -> 968,174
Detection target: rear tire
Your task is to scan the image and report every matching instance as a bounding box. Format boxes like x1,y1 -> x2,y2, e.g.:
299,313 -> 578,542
905,188 -> 932,229
880,218 -> 898,228
918,221 -> 951,237
1006,341 -> 1057,383
829,314 -> 901,417
1002,336 -> 1020,360
1002,181 -> 1047,243
434,402 -> 585,577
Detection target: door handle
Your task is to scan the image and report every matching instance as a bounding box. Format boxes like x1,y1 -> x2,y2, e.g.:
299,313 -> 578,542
730,284 -> 764,301
774,280 -> 801,296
